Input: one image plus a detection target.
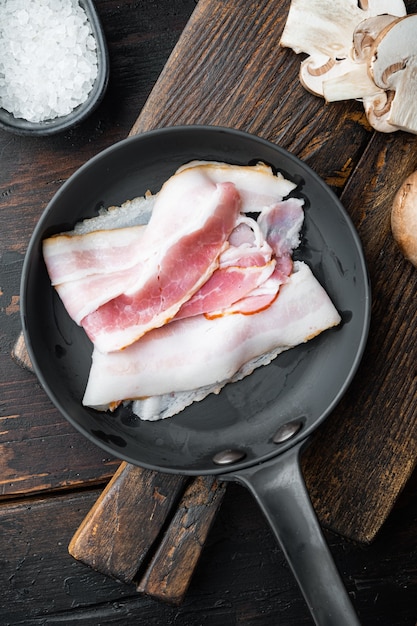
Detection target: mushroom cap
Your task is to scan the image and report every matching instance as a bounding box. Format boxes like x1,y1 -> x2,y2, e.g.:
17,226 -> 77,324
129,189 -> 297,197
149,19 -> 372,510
391,170 -> 417,267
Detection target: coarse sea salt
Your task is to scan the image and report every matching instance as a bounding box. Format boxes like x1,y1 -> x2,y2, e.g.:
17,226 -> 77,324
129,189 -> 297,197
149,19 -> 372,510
0,0 -> 98,123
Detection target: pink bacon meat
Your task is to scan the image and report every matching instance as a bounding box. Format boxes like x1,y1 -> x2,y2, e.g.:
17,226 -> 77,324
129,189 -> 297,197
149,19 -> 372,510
81,168 -> 241,352
174,216 -> 275,320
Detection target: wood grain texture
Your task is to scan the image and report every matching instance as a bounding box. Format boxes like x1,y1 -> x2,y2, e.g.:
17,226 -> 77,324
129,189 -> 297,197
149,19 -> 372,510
136,476 -> 227,605
69,464 -> 188,584
302,130 -> 417,541
2,476 -> 417,625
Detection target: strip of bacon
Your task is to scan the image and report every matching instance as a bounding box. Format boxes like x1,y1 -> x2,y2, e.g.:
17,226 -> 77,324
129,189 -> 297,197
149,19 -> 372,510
176,161 -> 297,211
54,196 -> 304,326
43,162 -> 296,329
204,265 -> 284,318
174,261 -> 276,320
43,225 -> 146,286
174,216 -> 275,319
81,170 -> 241,352
82,261 -> 341,410
201,198 -> 305,318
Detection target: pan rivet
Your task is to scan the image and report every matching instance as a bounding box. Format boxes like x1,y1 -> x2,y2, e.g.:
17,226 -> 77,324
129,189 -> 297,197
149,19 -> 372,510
212,449 -> 246,465
273,420 -> 303,444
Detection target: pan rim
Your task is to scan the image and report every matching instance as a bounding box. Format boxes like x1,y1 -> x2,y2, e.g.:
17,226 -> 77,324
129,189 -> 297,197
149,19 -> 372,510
20,124 -> 371,476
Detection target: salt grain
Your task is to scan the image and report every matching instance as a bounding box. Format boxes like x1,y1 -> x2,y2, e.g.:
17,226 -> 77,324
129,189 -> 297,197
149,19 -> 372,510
0,0 -> 99,123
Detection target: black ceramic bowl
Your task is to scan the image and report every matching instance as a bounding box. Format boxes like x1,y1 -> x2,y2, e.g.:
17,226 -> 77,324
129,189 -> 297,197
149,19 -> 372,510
0,0 -> 109,136
21,126 -> 371,474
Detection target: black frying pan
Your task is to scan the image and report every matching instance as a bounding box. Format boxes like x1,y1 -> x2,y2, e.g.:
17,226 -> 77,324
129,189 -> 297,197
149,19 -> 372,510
21,126 -> 370,625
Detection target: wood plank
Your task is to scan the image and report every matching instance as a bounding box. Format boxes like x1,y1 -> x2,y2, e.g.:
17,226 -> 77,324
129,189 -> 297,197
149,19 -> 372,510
135,476 -> 227,605
302,130 -> 417,541
69,464 -> 189,584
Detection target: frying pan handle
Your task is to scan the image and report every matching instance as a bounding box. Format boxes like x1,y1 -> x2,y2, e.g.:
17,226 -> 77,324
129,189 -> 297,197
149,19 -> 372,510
223,442 -> 360,626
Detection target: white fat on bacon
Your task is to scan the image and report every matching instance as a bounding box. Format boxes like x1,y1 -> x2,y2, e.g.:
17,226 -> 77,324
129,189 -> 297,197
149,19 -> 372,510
82,261 -> 341,414
177,161 -> 297,211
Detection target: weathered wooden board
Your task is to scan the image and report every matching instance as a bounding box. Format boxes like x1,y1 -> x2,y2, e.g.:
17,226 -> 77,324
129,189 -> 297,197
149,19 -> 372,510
69,465 -> 189,584
2,474 -> 417,624
7,0 -> 417,603
120,0 -> 417,545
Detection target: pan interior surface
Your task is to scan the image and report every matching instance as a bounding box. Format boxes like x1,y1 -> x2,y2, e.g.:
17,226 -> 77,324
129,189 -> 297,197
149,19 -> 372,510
21,126 -> 370,475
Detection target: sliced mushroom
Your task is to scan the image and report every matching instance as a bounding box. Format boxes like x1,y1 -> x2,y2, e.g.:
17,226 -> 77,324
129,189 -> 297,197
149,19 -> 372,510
299,55 -> 347,97
322,56 -> 383,102
279,0 -> 406,98
352,15 -> 401,61
362,91 -> 400,132
280,0 -> 366,59
280,0 -> 406,59
368,15 -> 417,133
391,170 -> 417,267
318,15 -> 402,102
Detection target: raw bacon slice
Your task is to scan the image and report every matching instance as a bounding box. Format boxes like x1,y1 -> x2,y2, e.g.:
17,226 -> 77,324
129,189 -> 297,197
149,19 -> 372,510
43,162 -> 296,331
43,225 -> 146,286
174,216 -> 275,319
176,161 -> 297,211
175,196 -> 305,321
55,213 -> 274,325
205,265 -> 284,318
55,264 -> 142,325
81,169 -> 241,352
82,262 -> 341,411
258,197 -> 305,280
174,260 -> 276,320
42,196 -> 153,323
42,194 -> 154,286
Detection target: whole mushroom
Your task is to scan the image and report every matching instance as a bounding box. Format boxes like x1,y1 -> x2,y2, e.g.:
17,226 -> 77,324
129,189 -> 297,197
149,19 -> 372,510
391,170 -> 417,267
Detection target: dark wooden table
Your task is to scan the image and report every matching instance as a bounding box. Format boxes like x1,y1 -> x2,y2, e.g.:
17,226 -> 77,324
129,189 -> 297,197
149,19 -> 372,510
1,1 -> 417,624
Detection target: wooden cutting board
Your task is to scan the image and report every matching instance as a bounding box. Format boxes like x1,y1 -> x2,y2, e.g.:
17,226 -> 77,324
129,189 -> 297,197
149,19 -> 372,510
17,0 -> 417,605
